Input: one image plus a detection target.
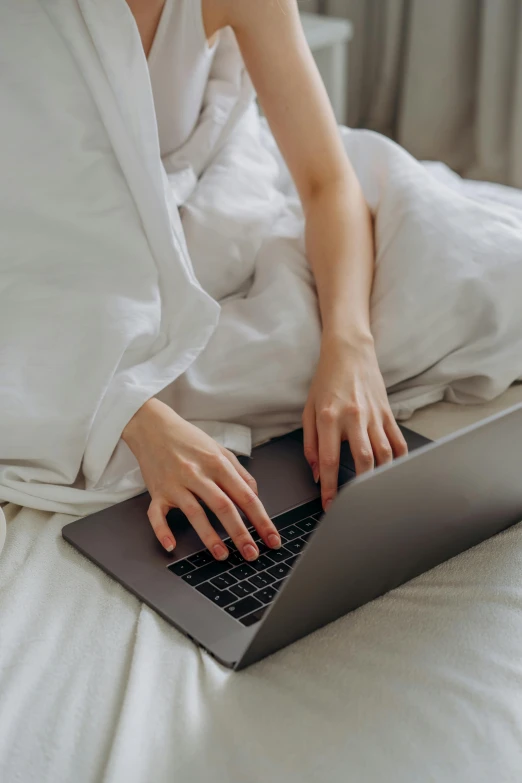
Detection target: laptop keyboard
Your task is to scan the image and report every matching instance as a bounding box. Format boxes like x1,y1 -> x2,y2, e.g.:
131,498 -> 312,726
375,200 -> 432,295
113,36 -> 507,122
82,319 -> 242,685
167,502 -> 323,627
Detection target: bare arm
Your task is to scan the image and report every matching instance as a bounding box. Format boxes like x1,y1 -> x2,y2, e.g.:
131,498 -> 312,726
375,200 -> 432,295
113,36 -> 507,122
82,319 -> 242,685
204,0 -> 372,336
204,0 -> 408,508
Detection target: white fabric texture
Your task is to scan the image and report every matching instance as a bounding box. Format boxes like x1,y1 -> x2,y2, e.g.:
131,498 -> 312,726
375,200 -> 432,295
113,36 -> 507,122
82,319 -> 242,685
165,119 -> 522,445
148,0 -> 219,160
2,384 -> 522,783
0,0 -> 253,514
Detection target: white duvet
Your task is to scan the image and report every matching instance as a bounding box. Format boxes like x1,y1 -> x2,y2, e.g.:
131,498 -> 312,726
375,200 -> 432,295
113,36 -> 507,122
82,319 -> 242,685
1,0 -> 522,524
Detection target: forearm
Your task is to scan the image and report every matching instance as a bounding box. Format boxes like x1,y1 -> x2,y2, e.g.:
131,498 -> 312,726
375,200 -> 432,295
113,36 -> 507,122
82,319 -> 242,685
304,176 -> 375,348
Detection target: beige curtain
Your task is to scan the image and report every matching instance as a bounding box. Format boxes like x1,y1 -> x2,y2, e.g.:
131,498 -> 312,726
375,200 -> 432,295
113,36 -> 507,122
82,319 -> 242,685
308,0 -> 522,187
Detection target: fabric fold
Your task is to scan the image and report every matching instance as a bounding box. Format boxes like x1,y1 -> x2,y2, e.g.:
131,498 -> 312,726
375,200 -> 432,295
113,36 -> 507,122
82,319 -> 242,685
0,0 -> 220,514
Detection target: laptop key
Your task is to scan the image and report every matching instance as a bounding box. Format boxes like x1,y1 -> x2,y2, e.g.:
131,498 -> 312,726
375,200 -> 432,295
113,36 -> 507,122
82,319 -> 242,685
240,606 -> 268,626
225,596 -> 263,620
249,554 -> 273,573
230,581 -> 257,599
196,582 -> 236,607
266,563 -> 291,581
248,572 -> 275,589
256,587 -> 277,605
277,524 -> 301,540
210,573 -> 237,590
265,547 -> 293,564
168,560 -> 195,577
229,564 -> 256,581
272,579 -> 285,592
181,559 -> 232,586
295,517 -> 317,533
285,555 -> 298,568
187,550 -> 214,568
286,538 -> 306,555
228,552 -> 245,566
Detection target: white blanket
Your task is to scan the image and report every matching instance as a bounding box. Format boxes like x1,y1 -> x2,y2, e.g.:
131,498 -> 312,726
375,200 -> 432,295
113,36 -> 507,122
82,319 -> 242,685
170,117 -> 522,448
2,385 -> 522,783
1,1 -> 522,521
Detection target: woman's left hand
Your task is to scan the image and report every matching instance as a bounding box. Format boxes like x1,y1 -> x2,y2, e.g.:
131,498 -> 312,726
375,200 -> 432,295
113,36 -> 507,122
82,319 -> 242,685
302,335 -> 409,512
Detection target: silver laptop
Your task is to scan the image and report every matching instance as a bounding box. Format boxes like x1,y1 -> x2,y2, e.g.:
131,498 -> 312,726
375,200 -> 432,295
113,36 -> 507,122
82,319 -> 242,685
63,402 -> 522,669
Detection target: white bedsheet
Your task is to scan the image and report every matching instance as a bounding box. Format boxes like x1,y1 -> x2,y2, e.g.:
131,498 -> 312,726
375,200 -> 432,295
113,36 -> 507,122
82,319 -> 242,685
1,383 -> 522,783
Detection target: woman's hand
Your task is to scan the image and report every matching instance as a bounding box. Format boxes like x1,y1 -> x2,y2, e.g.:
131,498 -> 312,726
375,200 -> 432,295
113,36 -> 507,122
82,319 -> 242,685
302,335 -> 408,512
122,398 -> 281,561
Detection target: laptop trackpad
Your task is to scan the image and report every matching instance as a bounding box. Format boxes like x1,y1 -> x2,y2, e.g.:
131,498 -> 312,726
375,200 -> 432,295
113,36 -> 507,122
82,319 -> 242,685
239,435 -> 355,520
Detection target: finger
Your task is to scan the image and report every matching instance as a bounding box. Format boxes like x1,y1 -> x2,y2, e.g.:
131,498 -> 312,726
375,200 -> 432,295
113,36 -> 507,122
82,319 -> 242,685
147,497 -> 177,553
302,405 -> 319,482
345,420 -> 375,476
217,460 -> 281,550
175,488 -> 230,561
383,415 -> 409,458
317,408 -> 341,512
368,421 -> 394,467
221,449 -> 259,496
196,479 -> 261,562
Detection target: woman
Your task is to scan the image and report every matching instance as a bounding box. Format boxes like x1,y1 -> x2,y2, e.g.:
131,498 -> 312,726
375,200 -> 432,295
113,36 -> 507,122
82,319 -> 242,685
120,0 -> 408,563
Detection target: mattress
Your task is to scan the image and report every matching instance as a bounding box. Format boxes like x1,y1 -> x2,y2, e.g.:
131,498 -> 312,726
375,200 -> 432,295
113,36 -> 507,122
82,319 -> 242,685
1,382 -> 522,783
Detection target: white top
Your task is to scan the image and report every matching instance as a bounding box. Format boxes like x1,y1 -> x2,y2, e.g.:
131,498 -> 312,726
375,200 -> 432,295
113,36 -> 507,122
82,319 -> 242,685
147,0 -> 219,159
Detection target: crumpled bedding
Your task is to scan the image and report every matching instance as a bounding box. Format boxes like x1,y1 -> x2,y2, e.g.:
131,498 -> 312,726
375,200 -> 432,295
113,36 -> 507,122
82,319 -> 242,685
1,0 -> 522,520
169,114 -> 522,449
1,385 -> 522,783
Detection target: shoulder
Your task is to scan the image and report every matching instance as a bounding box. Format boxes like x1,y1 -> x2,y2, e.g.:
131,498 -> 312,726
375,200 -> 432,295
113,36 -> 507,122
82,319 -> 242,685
202,0 -> 298,36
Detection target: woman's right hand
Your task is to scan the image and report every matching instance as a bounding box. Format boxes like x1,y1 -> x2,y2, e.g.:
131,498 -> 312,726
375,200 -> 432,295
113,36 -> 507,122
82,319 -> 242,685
122,398 -> 282,562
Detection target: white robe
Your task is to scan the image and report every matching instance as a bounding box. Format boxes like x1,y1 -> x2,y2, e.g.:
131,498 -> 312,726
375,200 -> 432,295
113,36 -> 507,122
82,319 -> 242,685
1,0 -> 522,526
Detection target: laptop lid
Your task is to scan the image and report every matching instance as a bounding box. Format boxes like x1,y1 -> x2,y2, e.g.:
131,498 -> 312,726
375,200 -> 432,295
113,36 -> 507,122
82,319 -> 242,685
236,402 -> 522,669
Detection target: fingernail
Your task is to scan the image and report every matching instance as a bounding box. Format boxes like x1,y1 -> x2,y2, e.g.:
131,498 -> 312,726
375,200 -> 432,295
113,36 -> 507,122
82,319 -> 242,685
213,544 -> 228,561
313,469 -> 320,484
268,533 -> 281,549
243,543 -> 258,561
324,500 -> 332,513
163,537 -> 175,553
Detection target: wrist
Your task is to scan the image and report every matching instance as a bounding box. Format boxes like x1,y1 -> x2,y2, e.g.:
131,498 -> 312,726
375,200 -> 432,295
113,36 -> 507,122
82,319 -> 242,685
122,397 -> 163,452
321,326 -> 375,354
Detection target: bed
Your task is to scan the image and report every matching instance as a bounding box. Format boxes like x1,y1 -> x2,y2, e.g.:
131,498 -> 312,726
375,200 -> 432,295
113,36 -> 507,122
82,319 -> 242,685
1,383 -> 522,783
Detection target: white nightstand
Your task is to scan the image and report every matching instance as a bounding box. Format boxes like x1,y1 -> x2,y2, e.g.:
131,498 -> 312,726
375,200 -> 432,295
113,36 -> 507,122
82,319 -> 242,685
300,13 -> 353,124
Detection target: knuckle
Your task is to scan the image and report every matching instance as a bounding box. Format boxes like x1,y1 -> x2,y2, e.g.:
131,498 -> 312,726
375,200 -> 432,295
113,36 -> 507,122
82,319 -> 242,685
342,402 -> 363,419
358,449 -> 374,467
257,519 -> 275,535
303,445 -> 317,462
302,406 -> 313,424
201,532 -> 221,550
397,440 -> 409,455
383,411 -> 397,426
321,454 -> 338,469
183,501 -> 202,519
204,451 -> 226,472
377,442 -> 393,459
180,459 -> 199,480
234,530 -> 254,547
318,406 -> 338,425
214,496 -> 235,515
240,490 -> 258,508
